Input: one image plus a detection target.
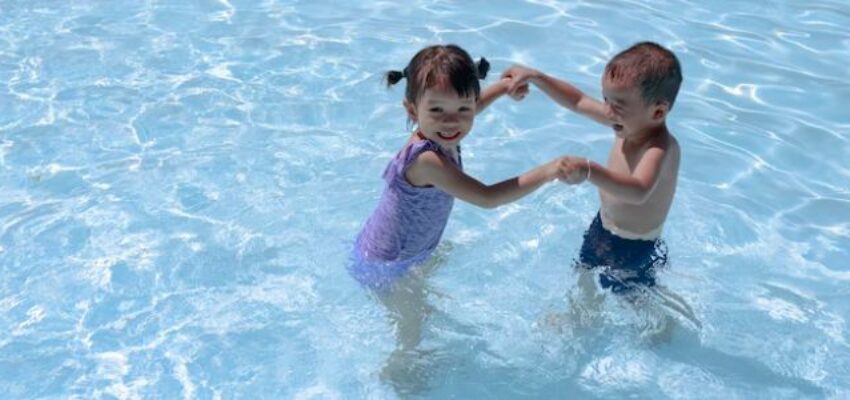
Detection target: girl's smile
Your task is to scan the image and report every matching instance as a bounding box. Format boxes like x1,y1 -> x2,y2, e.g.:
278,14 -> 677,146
405,87 -> 476,146
436,130 -> 462,140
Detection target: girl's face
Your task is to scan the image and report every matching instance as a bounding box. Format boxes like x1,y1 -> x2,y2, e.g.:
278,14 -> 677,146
405,87 -> 476,147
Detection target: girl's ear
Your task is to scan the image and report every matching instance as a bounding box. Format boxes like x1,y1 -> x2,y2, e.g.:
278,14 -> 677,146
403,100 -> 417,122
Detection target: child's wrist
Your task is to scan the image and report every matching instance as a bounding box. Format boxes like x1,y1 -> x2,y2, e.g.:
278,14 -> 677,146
529,69 -> 544,84
548,161 -> 559,181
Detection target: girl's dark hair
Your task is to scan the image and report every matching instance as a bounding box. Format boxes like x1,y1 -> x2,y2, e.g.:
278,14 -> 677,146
385,44 -> 489,104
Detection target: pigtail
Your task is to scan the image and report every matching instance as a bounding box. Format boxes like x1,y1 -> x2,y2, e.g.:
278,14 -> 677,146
385,67 -> 407,87
475,57 -> 490,80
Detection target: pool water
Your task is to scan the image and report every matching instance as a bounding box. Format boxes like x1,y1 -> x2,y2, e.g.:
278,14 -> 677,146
1,0 -> 849,398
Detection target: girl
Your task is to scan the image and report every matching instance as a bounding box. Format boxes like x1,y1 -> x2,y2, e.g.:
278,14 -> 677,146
351,44 -> 576,292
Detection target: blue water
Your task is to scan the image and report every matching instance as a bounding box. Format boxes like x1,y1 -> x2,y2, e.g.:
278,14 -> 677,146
1,0 -> 849,398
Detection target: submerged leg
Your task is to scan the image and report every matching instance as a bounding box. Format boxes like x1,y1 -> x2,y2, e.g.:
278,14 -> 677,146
380,273 -> 431,350
377,251 -> 449,396
571,267 -> 606,324
378,273 -> 432,395
544,266 -> 606,332
626,284 -> 701,345
653,284 -> 702,329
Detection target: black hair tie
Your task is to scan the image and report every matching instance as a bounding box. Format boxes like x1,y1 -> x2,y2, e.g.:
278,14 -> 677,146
386,69 -> 406,85
475,57 -> 490,79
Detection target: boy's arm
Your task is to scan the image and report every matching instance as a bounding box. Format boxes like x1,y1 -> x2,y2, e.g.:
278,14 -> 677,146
503,65 -> 612,127
406,151 -> 563,209
585,145 -> 667,204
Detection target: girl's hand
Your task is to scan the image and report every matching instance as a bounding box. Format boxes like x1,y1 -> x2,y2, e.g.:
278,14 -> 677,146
508,81 -> 529,101
501,65 -> 540,98
498,76 -> 529,101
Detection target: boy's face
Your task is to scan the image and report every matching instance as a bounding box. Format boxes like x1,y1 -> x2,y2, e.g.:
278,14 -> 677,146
404,88 -> 476,146
601,77 -> 667,139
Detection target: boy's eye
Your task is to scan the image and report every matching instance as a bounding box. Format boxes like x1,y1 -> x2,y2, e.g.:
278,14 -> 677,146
429,107 -> 443,113
459,107 -> 471,112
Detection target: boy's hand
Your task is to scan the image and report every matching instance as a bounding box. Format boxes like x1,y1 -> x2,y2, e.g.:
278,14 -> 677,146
502,65 -> 540,99
556,156 -> 589,184
508,81 -> 529,101
497,76 -> 529,101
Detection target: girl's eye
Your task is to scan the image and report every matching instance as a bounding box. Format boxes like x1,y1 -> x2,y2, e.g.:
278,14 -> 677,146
429,107 -> 443,113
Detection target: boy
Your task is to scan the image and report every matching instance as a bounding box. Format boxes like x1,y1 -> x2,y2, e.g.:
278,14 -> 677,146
504,42 -> 682,294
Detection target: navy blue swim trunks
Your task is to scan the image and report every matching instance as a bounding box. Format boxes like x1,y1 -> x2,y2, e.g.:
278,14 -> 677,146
577,212 -> 668,293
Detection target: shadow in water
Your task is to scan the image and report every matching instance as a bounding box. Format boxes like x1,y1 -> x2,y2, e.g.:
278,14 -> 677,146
655,324 -> 826,397
545,268 -> 824,397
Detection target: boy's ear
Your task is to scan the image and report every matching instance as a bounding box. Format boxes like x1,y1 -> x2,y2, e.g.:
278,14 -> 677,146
403,100 -> 417,122
652,101 -> 669,120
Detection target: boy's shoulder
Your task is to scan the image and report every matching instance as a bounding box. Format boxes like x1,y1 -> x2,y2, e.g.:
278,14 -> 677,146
663,132 -> 681,172
617,130 -> 680,167
666,131 -> 680,156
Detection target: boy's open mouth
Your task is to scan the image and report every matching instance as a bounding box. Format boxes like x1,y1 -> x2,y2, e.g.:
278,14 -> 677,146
437,131 -> 462,140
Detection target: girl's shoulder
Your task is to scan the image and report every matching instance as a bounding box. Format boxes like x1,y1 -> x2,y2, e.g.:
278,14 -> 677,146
404,138 -> 461,171
383,138 -> 438,183
384,138 -> 458,187
403,138 -> 444,163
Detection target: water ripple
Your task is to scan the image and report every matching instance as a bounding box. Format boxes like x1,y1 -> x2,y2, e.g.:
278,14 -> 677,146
1,0 -> 849,397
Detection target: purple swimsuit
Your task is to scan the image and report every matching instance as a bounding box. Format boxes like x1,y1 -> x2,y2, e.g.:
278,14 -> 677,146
350,139 -> 462,291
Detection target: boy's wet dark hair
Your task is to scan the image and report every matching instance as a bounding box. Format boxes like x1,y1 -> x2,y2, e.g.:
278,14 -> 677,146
385,44 -> 489,104
605,42 -> 682,109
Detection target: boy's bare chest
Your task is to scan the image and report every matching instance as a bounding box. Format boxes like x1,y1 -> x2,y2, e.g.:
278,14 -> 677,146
607,142 -> 645,173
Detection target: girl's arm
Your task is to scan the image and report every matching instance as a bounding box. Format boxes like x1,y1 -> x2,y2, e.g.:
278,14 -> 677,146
475,78 -> 511,114
502,65 -> 612,127
406,151 -> 562,209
